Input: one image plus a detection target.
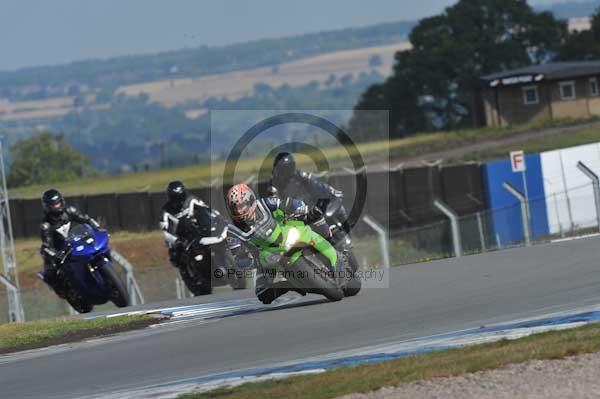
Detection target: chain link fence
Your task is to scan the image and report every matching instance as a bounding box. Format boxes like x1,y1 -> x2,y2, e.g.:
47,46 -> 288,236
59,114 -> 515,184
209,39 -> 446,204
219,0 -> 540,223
386,181 -> 600,266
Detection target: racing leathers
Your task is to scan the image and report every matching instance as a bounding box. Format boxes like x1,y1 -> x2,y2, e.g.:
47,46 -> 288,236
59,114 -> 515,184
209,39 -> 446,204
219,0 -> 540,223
233,196 -> 330,304
40,207 -> 100,294
273,170 -> 359,273
273,170 -> 350,233
159,196 -> 209,268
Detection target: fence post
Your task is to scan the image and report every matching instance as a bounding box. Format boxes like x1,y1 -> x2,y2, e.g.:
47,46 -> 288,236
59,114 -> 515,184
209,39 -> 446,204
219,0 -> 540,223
576,161 -> 600,233
476,211 -> 487,252
433,199 -> 462,257
174,275 -> 193,299
0,273 -> 23,321
111,250 -> 145,306
362,215 -> 391,269
503,182 -> 531,246
175,277 -> 183,300
0,138 -> 24,322
552,193 -> 565,238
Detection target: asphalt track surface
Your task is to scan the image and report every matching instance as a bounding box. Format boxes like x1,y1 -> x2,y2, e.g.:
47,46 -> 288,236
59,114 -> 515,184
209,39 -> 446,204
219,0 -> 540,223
3,236 -> 600,398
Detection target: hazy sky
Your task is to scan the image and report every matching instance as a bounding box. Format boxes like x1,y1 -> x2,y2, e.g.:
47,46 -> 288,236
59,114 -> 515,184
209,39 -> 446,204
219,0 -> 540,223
0,0 -> 577,71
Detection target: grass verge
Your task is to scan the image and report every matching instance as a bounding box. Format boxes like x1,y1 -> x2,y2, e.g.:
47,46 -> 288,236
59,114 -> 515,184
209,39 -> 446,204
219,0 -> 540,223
178,323 -> 600,399
0,314 -> 156,354
462,122 -> 600,162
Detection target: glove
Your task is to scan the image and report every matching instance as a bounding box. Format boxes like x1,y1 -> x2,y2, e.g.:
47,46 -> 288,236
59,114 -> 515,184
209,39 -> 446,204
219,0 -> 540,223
54,250 -> 68,264
283,198 -> 308,218
42,247 -> 65,262
90,219 -> 101,230
307,205 -> 324,223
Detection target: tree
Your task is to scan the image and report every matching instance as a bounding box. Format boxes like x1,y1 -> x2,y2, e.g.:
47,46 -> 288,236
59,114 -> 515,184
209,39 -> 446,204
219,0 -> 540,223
557,7 -> 600,61
351,0 -> 567,139
7,132 -> 95,188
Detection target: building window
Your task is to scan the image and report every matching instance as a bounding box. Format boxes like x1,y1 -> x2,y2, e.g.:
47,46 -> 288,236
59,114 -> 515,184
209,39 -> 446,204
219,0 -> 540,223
522,86 -> 539,105
590,78 -> 599,97
559,81 -> 576,100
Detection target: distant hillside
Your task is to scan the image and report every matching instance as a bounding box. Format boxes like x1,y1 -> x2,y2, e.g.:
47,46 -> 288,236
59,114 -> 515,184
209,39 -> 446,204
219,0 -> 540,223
0,2 -> 595,103
0,20 -> 415,102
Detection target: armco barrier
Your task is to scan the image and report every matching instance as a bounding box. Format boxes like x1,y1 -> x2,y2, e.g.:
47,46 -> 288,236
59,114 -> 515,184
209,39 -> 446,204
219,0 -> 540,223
10,165 -> 487,238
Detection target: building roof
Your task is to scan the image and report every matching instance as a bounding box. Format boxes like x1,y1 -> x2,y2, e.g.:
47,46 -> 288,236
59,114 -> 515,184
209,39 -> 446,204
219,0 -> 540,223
481,61 -> 600,84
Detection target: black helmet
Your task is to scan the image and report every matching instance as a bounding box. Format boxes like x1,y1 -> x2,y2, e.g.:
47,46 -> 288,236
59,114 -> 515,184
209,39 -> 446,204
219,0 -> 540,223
273,152 -> 296,183
42,189 -> 65,215
166,180 -> 187,206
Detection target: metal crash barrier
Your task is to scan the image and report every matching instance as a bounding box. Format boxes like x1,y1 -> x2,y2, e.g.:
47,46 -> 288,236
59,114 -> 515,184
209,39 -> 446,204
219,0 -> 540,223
111,250 -> 145,306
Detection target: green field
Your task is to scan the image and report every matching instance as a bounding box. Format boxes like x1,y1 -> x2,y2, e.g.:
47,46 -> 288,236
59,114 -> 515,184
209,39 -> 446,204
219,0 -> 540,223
179,323 -> 600,399
9,117 -> 600,200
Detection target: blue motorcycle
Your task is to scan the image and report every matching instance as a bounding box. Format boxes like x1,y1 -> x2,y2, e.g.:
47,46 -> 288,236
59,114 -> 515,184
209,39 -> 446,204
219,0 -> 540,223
39,224 -> 129,313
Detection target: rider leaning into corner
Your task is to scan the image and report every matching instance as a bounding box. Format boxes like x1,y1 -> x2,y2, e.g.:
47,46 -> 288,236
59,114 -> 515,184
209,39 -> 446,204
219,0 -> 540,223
271,152 -> 358,272
226,183 -> 331,304
159,180 -> 210,268
40,189 -> 101,297
272,152 -> 350,231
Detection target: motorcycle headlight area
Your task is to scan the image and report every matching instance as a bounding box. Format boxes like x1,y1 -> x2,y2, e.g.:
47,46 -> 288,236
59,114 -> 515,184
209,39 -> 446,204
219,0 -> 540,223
284,228 -> 300,251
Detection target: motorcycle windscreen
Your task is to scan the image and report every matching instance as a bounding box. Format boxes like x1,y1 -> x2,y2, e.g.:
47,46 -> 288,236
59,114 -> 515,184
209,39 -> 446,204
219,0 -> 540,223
67,224 -> 99,257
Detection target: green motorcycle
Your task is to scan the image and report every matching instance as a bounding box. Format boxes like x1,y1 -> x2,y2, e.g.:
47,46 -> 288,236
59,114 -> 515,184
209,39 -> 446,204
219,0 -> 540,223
230,200 -> 361,301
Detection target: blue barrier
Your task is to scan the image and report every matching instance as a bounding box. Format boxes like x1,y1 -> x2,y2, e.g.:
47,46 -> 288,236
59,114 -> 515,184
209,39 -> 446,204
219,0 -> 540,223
482,154 -> 549,245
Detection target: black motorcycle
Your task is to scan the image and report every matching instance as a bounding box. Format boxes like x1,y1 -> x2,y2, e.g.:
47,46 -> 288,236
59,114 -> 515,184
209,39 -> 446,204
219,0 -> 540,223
176,205 -> 252,296
317,198 -> 360,277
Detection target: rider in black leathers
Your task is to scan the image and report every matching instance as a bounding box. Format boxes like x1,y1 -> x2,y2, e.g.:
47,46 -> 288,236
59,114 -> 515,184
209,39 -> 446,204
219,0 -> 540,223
271,152 -> 351,234
272,152 -> 358,272
40,189 -> 100,296
159,180 -> 209,268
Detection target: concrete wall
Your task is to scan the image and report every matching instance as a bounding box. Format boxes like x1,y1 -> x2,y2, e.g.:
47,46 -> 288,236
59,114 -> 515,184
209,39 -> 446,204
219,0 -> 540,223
540,142 -> 600,234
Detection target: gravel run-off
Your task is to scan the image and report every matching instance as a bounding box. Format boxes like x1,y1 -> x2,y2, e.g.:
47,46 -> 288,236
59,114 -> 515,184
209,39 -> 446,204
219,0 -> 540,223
339,351 -> 600,399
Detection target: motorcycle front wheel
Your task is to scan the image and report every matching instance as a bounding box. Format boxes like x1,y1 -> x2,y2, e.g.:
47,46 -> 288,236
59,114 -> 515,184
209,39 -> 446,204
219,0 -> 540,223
101,266 -> 129,307
289,249 -> 344,302
180,265 -> 212,296
65,281 -> 94,314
